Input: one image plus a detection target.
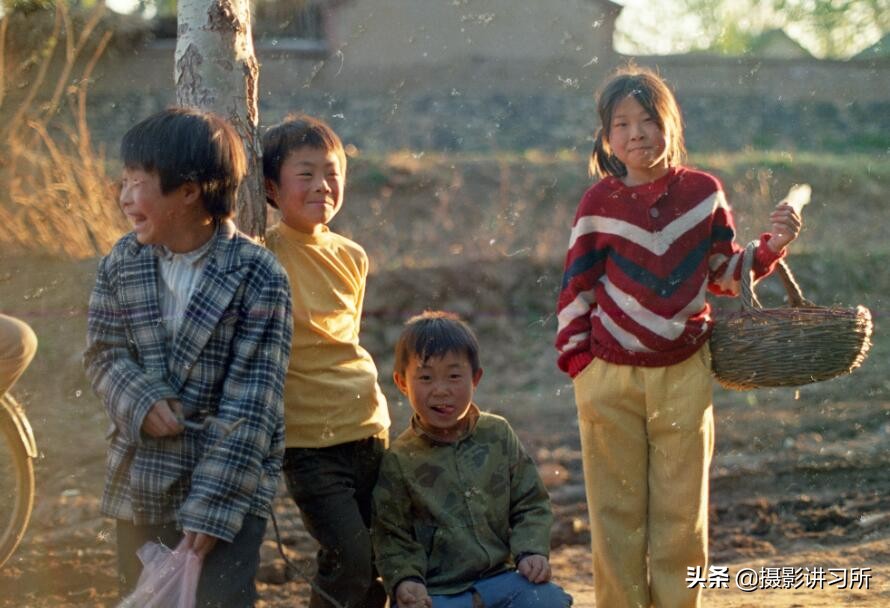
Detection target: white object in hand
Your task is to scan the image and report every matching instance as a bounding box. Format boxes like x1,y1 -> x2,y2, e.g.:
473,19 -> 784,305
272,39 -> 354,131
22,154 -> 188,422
783,183 -> 811,214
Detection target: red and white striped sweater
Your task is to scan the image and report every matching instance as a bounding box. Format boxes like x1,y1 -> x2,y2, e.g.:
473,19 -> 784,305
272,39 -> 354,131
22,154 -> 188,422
555,166 -> 784,377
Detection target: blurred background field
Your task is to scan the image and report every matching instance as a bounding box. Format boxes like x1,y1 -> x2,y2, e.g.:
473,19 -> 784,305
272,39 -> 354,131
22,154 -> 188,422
2,145 -> 889,603
1,0 -> 888,605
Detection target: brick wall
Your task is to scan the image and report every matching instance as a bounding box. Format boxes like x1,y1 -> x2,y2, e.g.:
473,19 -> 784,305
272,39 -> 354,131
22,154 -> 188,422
26,43 -> 890,155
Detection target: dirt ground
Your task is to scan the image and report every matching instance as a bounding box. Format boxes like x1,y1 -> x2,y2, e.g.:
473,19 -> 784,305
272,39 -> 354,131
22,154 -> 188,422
0,249 -> 887,608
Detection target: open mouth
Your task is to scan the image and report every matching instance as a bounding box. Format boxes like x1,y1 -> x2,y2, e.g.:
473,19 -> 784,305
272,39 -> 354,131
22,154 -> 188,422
127,214 -> 147,229
430,405 -> 455,415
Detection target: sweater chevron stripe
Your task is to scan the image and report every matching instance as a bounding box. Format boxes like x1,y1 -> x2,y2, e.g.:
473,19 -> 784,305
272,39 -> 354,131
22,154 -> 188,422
555,166 -> 783,375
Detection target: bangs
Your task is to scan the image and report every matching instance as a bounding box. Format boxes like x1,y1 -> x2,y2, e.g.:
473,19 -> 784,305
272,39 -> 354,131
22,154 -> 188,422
394,312 -> 481,376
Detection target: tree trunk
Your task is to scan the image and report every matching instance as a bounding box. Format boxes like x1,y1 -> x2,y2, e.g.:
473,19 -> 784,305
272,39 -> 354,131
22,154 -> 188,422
175,0 -> 264,238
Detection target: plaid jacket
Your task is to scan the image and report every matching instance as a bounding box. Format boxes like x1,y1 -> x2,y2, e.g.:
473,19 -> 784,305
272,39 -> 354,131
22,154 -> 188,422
84,221 -> 293,542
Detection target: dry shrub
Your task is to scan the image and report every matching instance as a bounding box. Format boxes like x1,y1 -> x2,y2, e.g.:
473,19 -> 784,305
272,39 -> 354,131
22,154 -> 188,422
0,0 -> 128,259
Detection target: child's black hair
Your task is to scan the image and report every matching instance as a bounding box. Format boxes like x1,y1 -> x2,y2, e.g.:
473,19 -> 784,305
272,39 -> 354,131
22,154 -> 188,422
590,63 -> 686,178
393,311 -> 481,376
120,107 -> 246,219
261,113 -> 346,208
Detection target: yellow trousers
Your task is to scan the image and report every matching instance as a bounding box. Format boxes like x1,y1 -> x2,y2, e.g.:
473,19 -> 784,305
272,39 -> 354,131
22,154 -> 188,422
573,345 -> 714,608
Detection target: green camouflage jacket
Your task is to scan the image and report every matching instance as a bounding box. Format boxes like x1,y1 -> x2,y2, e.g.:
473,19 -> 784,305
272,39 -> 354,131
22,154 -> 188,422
371,406 -> 553,596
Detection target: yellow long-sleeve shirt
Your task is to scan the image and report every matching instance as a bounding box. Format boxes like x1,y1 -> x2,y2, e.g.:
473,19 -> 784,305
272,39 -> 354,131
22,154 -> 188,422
266,221 -> 389,448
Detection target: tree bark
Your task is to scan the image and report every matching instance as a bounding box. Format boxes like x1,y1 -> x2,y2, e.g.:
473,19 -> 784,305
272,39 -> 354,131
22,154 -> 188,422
175,0 -> 264,237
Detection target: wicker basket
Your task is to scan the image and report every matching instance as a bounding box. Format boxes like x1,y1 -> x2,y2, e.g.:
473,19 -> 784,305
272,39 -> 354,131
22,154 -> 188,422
710,243 -> 874,391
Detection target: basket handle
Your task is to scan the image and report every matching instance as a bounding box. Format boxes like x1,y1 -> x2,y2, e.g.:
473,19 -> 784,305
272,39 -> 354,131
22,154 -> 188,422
740,241 -> 811,310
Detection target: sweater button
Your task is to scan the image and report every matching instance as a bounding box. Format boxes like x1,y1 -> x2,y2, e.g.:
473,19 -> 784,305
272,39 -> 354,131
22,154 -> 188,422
649,207 -> 660,218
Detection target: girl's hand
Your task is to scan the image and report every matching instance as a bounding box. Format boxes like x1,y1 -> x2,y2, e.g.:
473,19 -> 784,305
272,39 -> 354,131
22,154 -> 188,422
518,554 -> 552,583
767,202 -> 802,252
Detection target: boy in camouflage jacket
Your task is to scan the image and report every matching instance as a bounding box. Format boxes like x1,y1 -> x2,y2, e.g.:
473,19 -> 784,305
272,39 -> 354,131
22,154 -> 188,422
372,311 -> 572,608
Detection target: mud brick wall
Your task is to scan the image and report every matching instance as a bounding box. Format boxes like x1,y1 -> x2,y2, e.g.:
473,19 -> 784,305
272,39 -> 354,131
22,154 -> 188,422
85,88 -> 890,157
19,44 -> 890,156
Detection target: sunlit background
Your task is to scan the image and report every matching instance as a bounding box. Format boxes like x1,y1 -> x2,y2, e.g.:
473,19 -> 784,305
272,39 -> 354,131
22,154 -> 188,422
614,0 -> 887,58
97,0 -> 889,58
1,0 -> 889,606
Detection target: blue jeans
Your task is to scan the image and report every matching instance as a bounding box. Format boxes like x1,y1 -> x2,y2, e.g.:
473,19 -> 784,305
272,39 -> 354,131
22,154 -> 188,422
430,571 -> 573,608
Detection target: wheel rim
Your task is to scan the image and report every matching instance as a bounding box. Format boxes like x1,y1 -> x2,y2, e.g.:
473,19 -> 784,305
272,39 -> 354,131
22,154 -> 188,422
0,410 -> 34,568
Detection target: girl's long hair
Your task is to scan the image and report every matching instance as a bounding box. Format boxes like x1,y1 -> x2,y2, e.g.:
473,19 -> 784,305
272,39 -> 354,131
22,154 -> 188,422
589,64 -> 686,178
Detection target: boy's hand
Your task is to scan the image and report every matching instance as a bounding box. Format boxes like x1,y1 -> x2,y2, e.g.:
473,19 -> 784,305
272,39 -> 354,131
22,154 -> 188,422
767,202 -> 802,253
142,399 -> 184,437
518,554 -> 552,583
182,530 -> 218,559
395,580 -> 433,608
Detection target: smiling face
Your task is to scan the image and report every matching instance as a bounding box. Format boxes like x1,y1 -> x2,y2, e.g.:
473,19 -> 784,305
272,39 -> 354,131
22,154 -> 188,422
394,350 -> 483,438
119,166 -> 212,252
606,94 -> 670,186
266,146 -> 344,234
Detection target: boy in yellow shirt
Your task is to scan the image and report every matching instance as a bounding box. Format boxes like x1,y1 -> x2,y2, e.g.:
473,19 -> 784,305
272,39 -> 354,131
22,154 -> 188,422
263,113 -> 390,608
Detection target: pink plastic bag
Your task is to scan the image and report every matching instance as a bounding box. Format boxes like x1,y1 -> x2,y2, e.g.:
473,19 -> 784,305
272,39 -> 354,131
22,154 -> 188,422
117,538 -> 203,608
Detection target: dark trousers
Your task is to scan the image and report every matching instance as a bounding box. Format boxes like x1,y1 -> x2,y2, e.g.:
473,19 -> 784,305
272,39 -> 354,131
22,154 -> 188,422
284,437 -> 387,608
116,514 -> 267,608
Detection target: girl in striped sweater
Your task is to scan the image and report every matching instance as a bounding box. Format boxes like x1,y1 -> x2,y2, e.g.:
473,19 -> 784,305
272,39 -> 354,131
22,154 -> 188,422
555,65 -> 801,608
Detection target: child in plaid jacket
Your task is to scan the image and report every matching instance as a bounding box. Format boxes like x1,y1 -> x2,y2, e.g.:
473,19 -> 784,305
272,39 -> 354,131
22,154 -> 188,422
85,108 -> 292,607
